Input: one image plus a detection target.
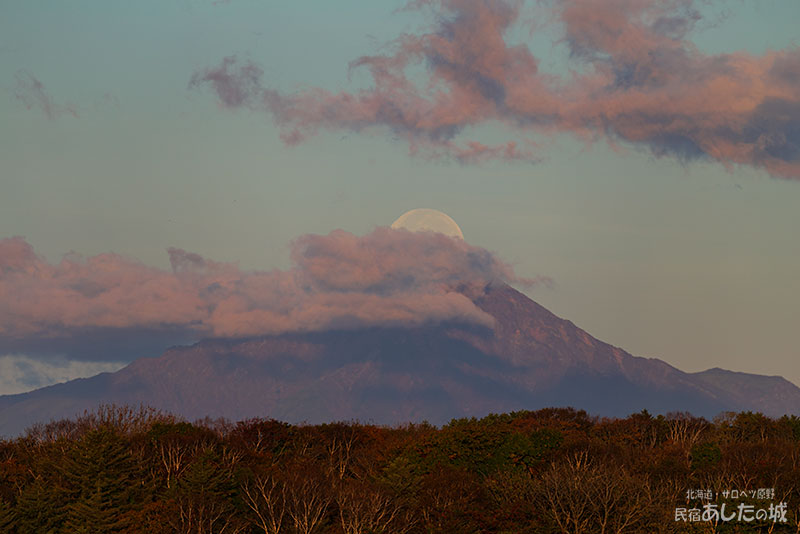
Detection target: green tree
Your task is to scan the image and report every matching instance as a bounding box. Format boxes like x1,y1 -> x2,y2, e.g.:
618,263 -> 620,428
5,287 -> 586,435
60,426 -> 140,533
413,416 -> 562,476
0,498 -> 16,534
168,451 -> 245,534
690,442 -> 722,471
14,478 -> 68,534
63,485 -> 126,534
778,414 -> 800,441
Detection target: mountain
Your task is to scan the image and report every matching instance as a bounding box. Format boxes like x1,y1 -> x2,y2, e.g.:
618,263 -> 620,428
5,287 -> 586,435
1,284 -> 798,437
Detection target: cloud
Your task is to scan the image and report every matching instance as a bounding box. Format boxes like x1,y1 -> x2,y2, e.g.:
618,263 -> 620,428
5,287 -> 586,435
190,0 -> 800,179
189,56 -> 264,109
13,70 -> 78,119
0,229 -> 529,351
0,354 -> 124,396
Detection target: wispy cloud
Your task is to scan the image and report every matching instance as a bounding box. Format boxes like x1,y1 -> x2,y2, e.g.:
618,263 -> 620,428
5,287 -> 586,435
13,70 -> 78,119
191,0 -> 800,179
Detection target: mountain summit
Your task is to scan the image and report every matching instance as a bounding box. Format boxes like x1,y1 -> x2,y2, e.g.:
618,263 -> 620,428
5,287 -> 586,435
1,285 -> 797,436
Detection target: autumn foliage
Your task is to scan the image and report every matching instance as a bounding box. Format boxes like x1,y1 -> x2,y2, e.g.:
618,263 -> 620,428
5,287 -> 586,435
1,405 -> 800,533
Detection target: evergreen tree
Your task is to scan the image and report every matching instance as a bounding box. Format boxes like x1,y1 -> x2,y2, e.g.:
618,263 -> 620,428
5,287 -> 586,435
0,498 -> 16,534
13,478 -> 68,534
59,427 -> 140,533
62,482 -> 129,534
169,452 -> 244,533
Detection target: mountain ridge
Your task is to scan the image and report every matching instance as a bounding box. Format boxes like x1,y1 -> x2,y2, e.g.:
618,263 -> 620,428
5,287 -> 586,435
1,284 -> 797,436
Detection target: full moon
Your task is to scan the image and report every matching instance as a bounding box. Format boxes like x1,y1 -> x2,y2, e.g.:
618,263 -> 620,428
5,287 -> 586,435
390,208 -> 464,240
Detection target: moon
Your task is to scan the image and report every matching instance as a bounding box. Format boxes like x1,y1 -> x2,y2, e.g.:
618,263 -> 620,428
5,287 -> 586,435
391,208 -> 464,240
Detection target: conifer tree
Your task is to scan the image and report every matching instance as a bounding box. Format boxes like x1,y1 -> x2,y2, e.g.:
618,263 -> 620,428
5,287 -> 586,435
13,478 -> 67,534
62,482 -> 128,534
0,498 -> 16,534
169,451 -> 245,533
59,426 -> 140,533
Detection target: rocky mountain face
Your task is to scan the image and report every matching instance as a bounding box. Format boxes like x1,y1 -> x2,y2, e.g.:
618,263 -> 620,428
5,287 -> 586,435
1,284 -> 797,437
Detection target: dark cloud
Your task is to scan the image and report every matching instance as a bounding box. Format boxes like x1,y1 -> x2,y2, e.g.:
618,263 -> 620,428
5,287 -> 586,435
0,327 -> 198,364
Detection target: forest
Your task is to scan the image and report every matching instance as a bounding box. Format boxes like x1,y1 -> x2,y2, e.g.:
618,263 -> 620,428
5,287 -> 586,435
1,405 -> 799,533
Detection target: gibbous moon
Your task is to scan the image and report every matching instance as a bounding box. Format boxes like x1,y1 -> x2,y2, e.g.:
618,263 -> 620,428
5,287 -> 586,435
391,208 -> 464,240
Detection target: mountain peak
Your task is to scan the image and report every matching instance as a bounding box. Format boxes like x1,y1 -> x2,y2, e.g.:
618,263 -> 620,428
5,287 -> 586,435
1,286 -> 798,437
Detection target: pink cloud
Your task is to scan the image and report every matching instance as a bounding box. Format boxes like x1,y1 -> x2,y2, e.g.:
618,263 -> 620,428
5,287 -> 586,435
191,0 -> 800,179
0,229 -> 530,345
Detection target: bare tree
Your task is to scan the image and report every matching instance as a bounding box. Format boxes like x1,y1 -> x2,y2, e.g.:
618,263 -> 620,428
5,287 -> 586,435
666,412 -> 708,467
241,473 -> 287,534
325,427 -> 356,481
172,495 -> 249,534
335,479 -> 414,534
158,441 -> 190,490
539,454 -> 657,534
284,467 -> 332,534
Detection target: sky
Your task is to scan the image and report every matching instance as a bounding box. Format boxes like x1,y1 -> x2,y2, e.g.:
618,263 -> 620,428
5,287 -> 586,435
1,0 -> 799,395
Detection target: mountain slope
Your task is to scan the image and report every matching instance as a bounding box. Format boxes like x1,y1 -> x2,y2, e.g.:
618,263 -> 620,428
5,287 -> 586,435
1,285 -> 798,436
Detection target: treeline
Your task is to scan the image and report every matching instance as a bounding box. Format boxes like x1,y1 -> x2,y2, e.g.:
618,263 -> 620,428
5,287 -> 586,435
1,406 -> 800,533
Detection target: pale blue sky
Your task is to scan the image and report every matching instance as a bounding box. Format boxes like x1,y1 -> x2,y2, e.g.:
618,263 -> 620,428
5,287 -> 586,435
1,0 -> 799,391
